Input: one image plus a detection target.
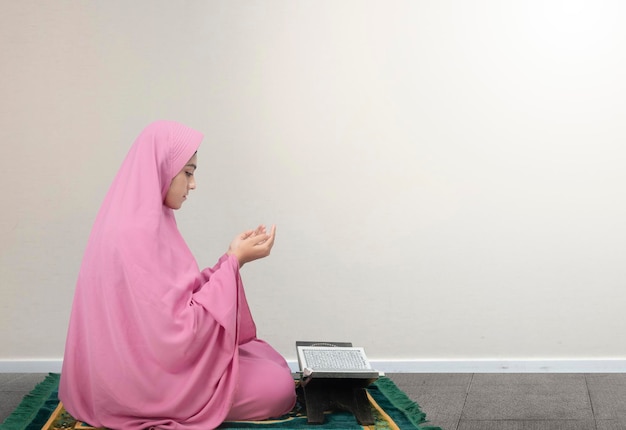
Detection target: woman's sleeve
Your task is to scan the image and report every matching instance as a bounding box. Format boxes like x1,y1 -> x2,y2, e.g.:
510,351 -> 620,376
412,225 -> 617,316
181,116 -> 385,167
192,253 -> 242,333
193,253 -> 256,344
199,253 -> 234,283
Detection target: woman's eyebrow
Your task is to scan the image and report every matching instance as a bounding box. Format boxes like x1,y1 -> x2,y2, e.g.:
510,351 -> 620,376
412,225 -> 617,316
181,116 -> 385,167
186,163 -> 197,170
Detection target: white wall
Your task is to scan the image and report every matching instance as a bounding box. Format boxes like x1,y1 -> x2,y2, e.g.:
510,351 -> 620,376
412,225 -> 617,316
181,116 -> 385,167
2,1 -> 626,369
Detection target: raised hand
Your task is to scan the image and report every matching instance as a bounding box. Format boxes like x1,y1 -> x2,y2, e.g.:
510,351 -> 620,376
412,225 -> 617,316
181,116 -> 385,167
227,225 -> 276,267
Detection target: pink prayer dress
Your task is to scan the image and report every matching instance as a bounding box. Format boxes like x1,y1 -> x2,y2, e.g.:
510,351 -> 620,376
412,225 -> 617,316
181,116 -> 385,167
59,121 -> 295,430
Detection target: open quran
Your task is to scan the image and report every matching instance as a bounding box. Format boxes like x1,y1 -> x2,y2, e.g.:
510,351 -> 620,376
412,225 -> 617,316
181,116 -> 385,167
296,341 -> 381,380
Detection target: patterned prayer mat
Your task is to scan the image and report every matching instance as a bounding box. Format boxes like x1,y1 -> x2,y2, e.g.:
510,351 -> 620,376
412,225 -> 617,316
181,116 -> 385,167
0,374 -> 441,430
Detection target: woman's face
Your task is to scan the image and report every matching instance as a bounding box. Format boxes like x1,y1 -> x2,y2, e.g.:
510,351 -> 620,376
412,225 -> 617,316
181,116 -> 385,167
164,153 -> 197,210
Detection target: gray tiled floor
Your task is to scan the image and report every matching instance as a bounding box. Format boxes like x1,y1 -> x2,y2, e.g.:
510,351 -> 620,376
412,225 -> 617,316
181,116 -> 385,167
2,373 -> 626,429
386,373 -> 626,429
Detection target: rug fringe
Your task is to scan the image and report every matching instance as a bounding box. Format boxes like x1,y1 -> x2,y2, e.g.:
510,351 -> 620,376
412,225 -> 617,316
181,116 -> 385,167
374,377 -> 441,430
0,373 -> 60,430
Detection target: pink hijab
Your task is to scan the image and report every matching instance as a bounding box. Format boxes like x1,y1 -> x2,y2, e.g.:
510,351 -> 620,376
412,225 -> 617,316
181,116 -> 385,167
60,121 -> 255,429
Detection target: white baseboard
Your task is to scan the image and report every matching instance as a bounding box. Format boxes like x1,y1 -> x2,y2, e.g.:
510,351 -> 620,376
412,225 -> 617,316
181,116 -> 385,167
3,359 -> 626,374
363,359 -> 626,373
0,360 -> 63,373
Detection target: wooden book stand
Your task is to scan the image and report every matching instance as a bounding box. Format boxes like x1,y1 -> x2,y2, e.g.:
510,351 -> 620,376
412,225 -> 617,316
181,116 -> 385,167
300,376 -> 376,425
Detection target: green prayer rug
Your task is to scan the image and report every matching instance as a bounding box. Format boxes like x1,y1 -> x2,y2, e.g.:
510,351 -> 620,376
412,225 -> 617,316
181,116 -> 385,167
0,374 -> 441,430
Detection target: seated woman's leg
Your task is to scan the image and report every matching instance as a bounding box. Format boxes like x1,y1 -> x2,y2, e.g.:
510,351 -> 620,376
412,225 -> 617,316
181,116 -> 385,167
226,339 -> 296,421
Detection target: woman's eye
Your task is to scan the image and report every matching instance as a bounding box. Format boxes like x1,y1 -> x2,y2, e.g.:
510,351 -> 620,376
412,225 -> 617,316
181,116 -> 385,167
185,172 -> 193,177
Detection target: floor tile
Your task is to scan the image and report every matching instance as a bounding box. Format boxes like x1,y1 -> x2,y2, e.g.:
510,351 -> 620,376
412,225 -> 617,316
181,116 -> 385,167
458,420 -> 596,430
0,373 -> 22,386
387,373 -> 470,427
1,373 -> 46,391
471,373 -> 587,388
587,374 -> 626,386
426,418 -> 459,430
387,373 -> 473,388
587,374 -> 626,420
597,418 -> 626,430
412,390 -> 467,425
462,374 -> 593,421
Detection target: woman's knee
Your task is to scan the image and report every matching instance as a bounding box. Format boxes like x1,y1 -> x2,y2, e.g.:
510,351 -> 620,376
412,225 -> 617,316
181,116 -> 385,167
227,361 -> 296,420
266,367 -> 296,416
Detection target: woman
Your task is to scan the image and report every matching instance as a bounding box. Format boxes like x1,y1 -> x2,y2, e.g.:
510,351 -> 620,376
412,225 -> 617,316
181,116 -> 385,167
60,121 -> 296,429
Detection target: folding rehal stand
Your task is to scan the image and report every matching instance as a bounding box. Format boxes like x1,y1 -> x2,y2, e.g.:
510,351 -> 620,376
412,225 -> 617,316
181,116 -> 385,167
300,375 -> 377,425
